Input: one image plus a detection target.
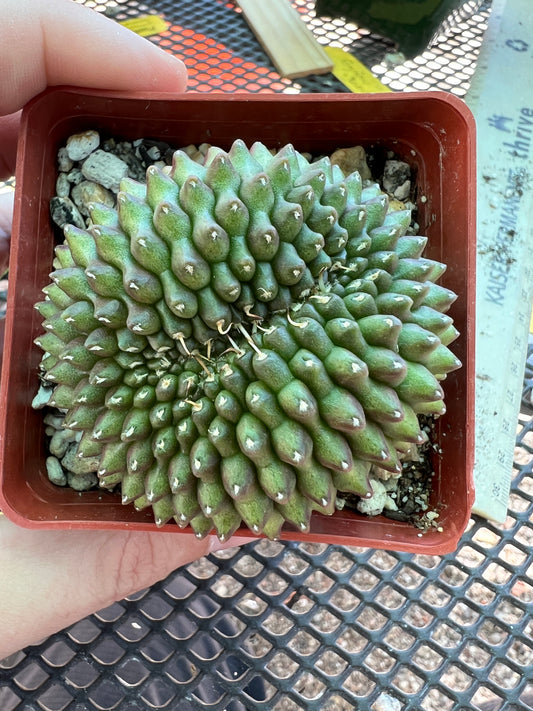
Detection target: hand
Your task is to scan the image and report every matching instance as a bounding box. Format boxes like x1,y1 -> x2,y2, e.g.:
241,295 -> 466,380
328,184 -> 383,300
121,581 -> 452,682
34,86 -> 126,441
0,0 -> 253,660
0,189 -> 12,275
0,515 -> 251,660
0,0 -> 188,273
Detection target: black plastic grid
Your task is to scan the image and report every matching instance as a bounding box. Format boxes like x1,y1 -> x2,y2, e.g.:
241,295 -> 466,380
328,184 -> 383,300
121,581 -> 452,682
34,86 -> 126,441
76,0 -> 491,96
1,429 -> 532,711
4,1 -> 533,710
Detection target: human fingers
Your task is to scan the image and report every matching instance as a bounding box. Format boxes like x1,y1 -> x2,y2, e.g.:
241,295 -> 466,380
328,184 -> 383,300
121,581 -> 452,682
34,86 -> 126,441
0,190 -> 13,274
1,0 -> 187,117
0,112 -> 19,181
0,516 -> 253,658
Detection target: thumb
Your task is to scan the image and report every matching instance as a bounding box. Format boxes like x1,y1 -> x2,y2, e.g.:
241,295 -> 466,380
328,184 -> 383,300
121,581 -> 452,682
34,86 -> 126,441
0,189 -> 14,276
0,111 -> 19,181
1,0 -> 188,116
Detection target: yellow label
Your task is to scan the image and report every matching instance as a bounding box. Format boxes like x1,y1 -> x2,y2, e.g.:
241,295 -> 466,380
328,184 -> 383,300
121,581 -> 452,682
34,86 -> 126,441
324,46 -> 391,94
119,15 -> 168,38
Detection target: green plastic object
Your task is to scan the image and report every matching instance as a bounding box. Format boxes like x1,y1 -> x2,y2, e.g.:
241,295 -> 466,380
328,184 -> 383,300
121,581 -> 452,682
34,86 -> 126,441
315,0 -> 484,58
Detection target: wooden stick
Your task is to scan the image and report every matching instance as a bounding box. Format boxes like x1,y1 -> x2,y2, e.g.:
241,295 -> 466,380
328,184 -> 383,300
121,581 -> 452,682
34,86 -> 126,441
236,0 -> 333,78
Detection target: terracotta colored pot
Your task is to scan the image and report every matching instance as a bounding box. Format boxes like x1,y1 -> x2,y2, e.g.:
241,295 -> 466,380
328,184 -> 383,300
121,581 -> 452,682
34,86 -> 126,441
0,88 -> 476,553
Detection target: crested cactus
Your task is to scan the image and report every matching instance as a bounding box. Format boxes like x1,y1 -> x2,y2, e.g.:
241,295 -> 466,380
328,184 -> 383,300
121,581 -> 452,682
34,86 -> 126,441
34,139 -> 461,540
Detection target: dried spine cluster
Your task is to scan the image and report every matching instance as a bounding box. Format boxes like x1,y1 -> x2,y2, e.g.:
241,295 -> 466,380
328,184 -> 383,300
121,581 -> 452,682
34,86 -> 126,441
35,140 -> 461,540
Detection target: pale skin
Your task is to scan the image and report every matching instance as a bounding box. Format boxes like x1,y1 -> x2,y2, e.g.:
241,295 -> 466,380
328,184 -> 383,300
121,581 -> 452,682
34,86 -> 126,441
0,0 -> 252,660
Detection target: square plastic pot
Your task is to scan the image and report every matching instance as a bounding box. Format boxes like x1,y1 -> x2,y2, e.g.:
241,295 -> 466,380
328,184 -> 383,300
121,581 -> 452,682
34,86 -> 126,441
0,88 -> 476,553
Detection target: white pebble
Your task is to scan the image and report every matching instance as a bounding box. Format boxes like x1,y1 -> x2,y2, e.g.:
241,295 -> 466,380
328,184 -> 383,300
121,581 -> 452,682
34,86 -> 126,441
81,150 -> 129,192
71,180 -> 115,216
357,479 -> 388,516
46,456 -> 67,486
57,146 -> 74,172
32,383 -> 54,409
55,172 -> 71,198
66,130 -> 100,162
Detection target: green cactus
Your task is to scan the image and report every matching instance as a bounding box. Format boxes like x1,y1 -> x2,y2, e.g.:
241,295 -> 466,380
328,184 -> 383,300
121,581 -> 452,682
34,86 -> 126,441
35,139 -> 461,540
